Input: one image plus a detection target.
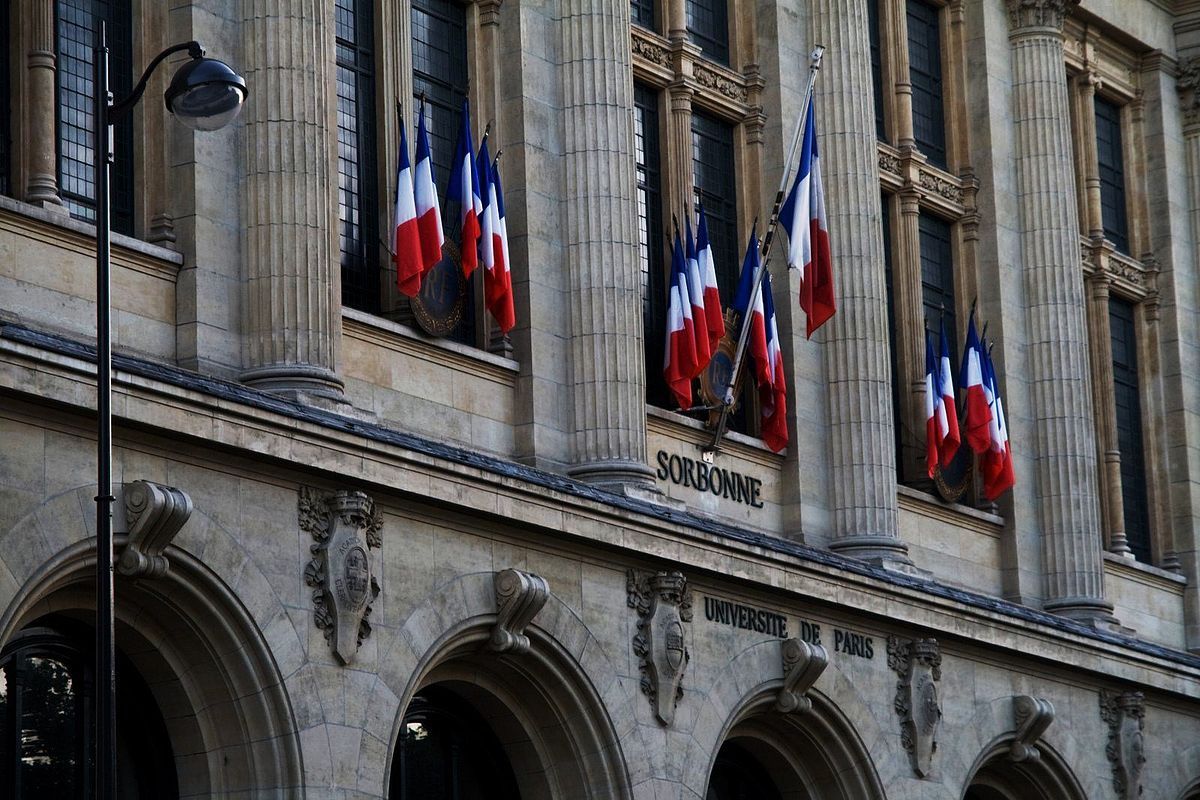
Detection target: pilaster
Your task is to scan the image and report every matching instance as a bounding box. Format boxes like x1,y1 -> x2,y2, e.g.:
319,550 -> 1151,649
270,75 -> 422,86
1006,0 -> 1114,625
20,0 -> 62,207
812,0 -> 909,567
560,0 -> 655,493
894,187 -> 925,484
239,0 -> 344,401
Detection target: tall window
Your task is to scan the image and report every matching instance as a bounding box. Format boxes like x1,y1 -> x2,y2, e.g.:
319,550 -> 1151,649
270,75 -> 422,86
868,0 -> 886,141
55,0 -> 133,234
631,0 -> 656,31
691,113 -> 738,306
1095,96 -> 1128,253
336,0 -> 379,312
1109,298 -> 1150,562
906,0 -> 945,167
636,84 -> 670,410
919,213 -> 956,349
686,0 -> 729,65
0,0 -> 10,197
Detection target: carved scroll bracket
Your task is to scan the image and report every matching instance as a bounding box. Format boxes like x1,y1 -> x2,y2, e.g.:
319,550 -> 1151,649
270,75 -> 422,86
115,480 -> 194,579
888,636 -> 942,778
300,487 -> 382,666
1010,695 -> 1055,762
775,638 -> 828,714
489,568 -> 550,654
627,569 -> 692,726
1100,690 -> 1145,800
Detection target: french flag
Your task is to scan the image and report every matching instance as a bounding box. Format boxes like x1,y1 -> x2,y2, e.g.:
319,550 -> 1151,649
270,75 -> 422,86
924,332 -> 946,478
486,156 -> 515,332
392,116 -> 423,297
760,269 -> 788,452
780,95 -> 835,337
476,133 -> 496,282
732,225 -> 770,391
684,214 -> 711,369
981,342 -> 1015,500
664,229 -> 700,409
696,205 -> 725,355
937,318 -> 961,466
958,312 -> 993,454
448,99 -> 481,277
413,101 -> 444,275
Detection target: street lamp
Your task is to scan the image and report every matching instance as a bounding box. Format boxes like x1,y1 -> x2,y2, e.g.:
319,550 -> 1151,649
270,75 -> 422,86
93,22 -> 246,799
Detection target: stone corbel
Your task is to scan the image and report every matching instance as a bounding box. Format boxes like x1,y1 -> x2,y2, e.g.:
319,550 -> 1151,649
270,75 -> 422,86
775,638 -> 828,714
489,568 -> 549,654
627,569 -> 692,725
300,487 -> 382,666
1010,695 -> 1055,762
1100,690 -> 1145,800
114,480 -> 193,579
888,636 -> 943,778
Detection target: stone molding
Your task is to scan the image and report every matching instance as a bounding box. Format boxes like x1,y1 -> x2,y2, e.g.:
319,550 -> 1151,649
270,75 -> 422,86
1178,57 -> 1200,129
1100,690 -> 1146,799
1005,0 -> 1077,34
627,569 -> 692,725
888,636 -> 942,778
775,638 -> 828,714
1010,695 -> 1055,762
300,487 -> 382,665
489,568 -> 550,654
114,480 -> 194,579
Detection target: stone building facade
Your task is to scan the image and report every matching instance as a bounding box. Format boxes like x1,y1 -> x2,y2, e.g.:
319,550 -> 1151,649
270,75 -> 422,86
2,0 -> 1200,797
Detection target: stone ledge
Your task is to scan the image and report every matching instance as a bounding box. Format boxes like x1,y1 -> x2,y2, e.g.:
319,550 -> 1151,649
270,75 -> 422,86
898,484 -> 1006,533
342,307 -> 519,381
1104,551 -> 1187,591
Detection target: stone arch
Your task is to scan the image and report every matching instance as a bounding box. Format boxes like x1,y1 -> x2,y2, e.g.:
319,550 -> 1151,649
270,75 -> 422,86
379,570 -> 637,800
680,638 -> 885,800
0,487 -> 305,796
1167,743 -> 1200,800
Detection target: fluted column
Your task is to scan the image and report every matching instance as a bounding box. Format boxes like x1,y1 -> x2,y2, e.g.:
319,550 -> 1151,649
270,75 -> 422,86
239,1 -> 343,400
22,0 -> 61,205
884,0 -> 915,149
1075,72 -> 1104,239
1006,0 -> 1113,624
560,0 -> 655,492
813,0 -> 909,566
894,188 -> 926,484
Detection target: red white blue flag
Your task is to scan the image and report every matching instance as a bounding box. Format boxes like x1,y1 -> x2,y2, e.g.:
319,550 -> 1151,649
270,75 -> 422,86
684,213 -> 711,368
448,99 -> 481,277
780,95 -> 835,337
413,101 -> 444,277
958,312 -> 993,453
476,133 -> 497,282
924,331 -> 946,477
664,229 -> 700,409
760,268 -> 788,452
936,318 -> 961,466
696,204 -> 725,356
732,225 -> 770,392
486,157 -> 515,332
980,341 -> 1015,500
392,116 -> 423,297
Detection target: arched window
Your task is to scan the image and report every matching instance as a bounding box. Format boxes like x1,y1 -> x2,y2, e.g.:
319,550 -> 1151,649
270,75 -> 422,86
391,685 -> 520,800
706,740 -> 783,800
0,617 -> 178,799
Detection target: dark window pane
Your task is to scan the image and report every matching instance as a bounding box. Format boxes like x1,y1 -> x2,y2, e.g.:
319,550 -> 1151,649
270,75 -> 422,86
1109,298 -> 1150,562
907,0 -> 946,167
0,0 -> 10,196
868,0 -> 886,141
636,85 -> 671,410
1095,97 -> 1129,253
918,212 -> 956,355
55,0 -> 134,234
337,0 -> 379,313
631,0 -> 656,30
686,0 -> 729,65
707,741 -> 784,800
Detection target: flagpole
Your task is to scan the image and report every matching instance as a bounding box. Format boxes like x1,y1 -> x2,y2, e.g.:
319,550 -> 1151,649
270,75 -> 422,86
706,45 -> 824,455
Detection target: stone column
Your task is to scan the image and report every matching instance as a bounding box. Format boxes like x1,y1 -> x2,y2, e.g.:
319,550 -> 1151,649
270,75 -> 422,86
812,0 -> 909,567
883,0 -> 915,149
560,0 -> 655,493
894,187 -> 926,484
1075,71 -> 1104,239
239,1 -> 343,401
1006,0 -> 1113,624
666,80 -> 695,221
21,0 -> 61,206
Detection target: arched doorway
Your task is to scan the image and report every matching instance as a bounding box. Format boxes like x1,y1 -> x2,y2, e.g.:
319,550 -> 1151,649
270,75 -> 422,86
962,746 -> 1086,800
0,615 -> 177,799
706,739 -> 784,800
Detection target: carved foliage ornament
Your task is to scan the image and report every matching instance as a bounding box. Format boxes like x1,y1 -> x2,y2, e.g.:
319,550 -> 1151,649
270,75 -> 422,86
1010,695 -> 1055,762
631,31 -> 670,69
1005,0 -> 1077,33
1179,57 -> 1200,126
918,169 -> 964,205
694,63 -> 747,103
116,479 -> 194,579
888,636 -> 942,778
775,638 -> 828,714
627,569 -> 692,725
1100,690 -> 1145,799
300,487 -> 382,665
490,568 -> 550,654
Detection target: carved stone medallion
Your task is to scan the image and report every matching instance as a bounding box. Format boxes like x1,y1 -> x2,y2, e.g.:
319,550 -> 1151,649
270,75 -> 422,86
300,487 -> 382,665
888,636 -> 942,778
1100,690 -> 1145,799
627,569 -> 693,725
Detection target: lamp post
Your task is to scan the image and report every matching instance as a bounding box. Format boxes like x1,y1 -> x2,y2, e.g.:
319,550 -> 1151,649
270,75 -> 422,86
93,23 -> 246,799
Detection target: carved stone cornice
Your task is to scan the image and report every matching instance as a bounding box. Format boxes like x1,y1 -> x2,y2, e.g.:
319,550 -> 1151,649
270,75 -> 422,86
627,569 -> 692,725
631,27 -> 671,70
1100,690 -> 1145,800
300,487 -> 382,665
1010,695 -> 1055,762
888,636 -> 942,778
878,149 -> 902,178
775,638 -> 828,714
1177,57 -> 1200,130
918,169 -> 964,205
1005,0 -> 1078,34
693,61 -> 747,103
489,568 -> 550,654
115,480 -> 194,579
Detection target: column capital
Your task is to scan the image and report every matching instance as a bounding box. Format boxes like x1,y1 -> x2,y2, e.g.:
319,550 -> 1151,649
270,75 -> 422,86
1178,56 -> 1200,131
1005,0 -> 1077,36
